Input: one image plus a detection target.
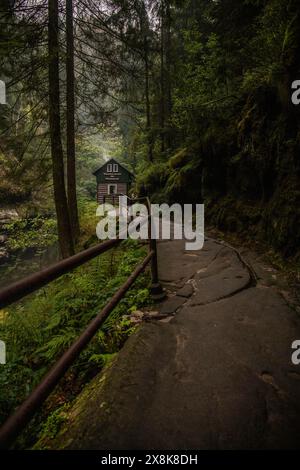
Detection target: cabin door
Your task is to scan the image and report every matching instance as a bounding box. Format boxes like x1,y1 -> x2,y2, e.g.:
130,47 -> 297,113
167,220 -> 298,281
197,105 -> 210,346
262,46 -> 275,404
108,184 -> 117,195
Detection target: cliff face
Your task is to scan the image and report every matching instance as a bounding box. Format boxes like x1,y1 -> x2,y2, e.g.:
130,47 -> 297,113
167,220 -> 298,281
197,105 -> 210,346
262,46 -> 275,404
136,138 -> 300,259
136,86 -> 300,259
200,88 -> 300,258
134,1 -> 300,259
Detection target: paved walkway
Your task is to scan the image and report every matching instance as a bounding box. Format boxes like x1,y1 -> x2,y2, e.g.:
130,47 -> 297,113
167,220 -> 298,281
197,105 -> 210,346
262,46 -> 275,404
52,237 -> 300,449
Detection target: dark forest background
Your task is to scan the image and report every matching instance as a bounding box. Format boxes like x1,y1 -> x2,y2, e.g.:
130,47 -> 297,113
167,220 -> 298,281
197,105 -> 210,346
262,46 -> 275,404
1,0 -> 300,449
1,0 -> 300,258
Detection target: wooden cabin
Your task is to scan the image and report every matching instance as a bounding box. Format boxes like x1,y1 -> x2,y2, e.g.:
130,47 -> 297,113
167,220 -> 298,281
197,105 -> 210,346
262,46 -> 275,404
93,158 -> 134,204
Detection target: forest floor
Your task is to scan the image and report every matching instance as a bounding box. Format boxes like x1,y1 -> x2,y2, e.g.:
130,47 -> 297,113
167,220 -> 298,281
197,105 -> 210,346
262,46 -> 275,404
47,234 -> 300,450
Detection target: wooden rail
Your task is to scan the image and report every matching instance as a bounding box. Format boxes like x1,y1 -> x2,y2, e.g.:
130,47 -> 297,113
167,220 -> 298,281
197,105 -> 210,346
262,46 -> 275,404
0,197 -> 164,449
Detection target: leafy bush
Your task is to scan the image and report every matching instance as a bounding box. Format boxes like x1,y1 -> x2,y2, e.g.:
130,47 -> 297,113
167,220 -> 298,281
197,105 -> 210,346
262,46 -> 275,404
134,162 -> 169,202
5,217 -> 57,251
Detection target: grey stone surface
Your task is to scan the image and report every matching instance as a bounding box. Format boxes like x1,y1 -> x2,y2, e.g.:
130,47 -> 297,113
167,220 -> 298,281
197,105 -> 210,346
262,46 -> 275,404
158,295 -> 186,315
49,238 -> 300,450
157,239 -> 222,284
176,283 -> 194,298
191,247 -> 251,305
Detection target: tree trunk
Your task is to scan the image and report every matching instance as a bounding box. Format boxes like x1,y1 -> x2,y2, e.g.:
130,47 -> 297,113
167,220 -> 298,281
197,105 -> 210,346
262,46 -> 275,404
160,6 -> 165,153
66,0 -> 80,241
48,0 -> 74,258
165,0 -> 172,149
144,36 -> 153,163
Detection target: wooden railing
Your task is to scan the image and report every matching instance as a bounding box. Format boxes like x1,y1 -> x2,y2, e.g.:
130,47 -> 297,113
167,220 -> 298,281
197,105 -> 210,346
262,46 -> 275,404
0,197 -> 164,449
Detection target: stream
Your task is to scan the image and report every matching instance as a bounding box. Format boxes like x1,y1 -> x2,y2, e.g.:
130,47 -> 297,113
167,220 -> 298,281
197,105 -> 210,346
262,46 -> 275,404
0,244 -> 59,290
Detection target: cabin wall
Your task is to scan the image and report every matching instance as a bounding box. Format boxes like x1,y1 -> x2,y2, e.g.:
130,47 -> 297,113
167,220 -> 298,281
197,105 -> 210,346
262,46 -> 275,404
117,183 -> 127,195
97,184 -> 107,204
97,183 -> 128,204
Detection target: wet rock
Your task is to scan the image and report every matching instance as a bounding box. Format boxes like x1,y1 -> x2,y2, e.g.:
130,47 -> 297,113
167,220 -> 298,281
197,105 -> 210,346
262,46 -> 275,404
143,311 -> 171,321
191,248 -> 251,306
158,295 -> 186,315
0,209 -> 19,228
157,239 -> 222,283
0,208 -> 19,220
176,284 -> 194,298
144,310 -> 160,318
129,310 -> 144,324
0,247 -> 9,263
45,236 -> 300,451
0,234 -> 7,244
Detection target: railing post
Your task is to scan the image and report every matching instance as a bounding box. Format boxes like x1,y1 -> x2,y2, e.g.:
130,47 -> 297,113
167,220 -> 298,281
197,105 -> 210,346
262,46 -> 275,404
148,201 -> 165,301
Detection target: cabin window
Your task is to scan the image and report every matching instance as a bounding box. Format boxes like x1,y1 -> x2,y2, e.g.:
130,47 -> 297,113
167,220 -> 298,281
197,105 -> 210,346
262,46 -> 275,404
113,163 -> 119,172
107,164 -> 112,172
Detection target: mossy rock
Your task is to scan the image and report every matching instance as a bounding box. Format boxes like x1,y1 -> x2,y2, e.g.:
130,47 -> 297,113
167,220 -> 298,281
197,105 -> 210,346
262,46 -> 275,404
169,147 -> 192,169
206,175 -> 300,258
261,177 -> 300,256
32,323 -> 164,450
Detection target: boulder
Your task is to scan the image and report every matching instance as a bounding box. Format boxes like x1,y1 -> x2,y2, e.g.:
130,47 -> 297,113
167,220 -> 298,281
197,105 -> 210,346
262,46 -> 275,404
0,209 -> 19,229
0,234 -> 7,245
0,209 -> 19,221
0,247 -> 9,263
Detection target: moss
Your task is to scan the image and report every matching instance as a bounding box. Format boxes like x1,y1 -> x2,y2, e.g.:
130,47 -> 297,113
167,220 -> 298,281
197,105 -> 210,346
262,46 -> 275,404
168,147 -> 191,169
206,175 -> 300,258
33,404 -> 71,450
134,162 -> 169,201
31,364 -> 113,450
261,177 -> 300,256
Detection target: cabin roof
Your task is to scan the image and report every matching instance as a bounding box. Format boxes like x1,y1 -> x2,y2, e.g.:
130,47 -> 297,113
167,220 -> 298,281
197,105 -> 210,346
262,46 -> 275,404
92,158 -> 134,177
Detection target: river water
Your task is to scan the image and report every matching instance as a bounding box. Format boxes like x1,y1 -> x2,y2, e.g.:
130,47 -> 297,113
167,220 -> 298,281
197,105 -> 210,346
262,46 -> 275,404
0,244 -> 59,290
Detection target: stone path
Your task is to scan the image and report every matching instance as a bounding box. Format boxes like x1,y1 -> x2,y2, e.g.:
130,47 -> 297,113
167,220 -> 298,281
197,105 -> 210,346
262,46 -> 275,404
51,237 -> 300,450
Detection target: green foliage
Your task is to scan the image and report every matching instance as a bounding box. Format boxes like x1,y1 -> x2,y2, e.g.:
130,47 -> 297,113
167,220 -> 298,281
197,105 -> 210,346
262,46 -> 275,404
0,239 -> 151,446
135,145 -> 202,204
37,404 -> 70,441
133,0 -> 300,255
77,198 -> 99,247
134,162 -> 170,202
5,217 -> 57,251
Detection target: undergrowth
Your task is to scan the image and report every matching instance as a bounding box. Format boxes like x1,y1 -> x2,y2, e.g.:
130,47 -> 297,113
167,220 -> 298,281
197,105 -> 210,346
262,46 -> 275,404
0,200 -> 152,448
